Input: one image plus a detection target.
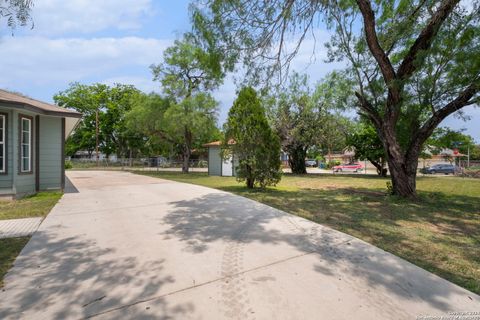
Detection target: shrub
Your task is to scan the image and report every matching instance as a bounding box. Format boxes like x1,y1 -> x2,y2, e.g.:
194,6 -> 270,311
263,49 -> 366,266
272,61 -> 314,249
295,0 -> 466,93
64,160 -> 73,169
224,87 -> 282,188
326,160 -> 341,169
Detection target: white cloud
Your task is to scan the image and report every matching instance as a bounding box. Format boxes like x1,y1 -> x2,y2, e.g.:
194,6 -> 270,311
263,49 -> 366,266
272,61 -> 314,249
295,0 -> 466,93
27,0 -> 154,35
0,36 -> 170,88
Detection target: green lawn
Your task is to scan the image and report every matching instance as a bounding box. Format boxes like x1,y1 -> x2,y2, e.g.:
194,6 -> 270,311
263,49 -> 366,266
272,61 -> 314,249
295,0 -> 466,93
136,171 -> 480,294
0,237 -> 29,287
0,192 -> 62,286
0,192 -> 63,220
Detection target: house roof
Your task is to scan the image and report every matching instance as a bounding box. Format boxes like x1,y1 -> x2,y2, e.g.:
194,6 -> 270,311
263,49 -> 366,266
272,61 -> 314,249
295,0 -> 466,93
0,89 -> 82,118
203,139 -> 235,147
424,146 -> 466,157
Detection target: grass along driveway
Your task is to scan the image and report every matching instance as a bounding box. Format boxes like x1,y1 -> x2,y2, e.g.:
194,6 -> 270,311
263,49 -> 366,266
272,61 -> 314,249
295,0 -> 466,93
135,171 -> 480,294
0,192 -> 62,286
0,192 -> 62,220
0,237 -> 29,287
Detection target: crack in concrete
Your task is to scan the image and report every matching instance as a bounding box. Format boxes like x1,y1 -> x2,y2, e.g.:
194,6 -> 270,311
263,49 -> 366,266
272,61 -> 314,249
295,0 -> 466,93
82,295 -> 106,308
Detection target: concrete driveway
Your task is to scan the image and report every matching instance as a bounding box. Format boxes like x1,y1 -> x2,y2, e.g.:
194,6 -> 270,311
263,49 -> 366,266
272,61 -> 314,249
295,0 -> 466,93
0,171 -> 478,319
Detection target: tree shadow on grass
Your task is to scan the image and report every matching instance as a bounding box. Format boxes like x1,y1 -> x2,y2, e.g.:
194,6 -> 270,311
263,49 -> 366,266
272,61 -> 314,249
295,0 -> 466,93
0,230 -> 192,319
162,191 -> 478,314
285,172 -> 389,179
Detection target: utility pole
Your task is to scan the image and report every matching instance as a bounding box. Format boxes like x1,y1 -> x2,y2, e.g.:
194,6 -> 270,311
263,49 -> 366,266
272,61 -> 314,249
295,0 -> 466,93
467,145 -> 470,168
96,109 -> 99,167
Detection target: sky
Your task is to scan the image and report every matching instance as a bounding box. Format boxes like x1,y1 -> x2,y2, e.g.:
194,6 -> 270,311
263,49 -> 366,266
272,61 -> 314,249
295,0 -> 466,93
0,0 -> 478,142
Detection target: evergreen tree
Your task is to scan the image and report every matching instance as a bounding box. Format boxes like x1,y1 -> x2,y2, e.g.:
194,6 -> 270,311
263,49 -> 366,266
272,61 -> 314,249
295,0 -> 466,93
224,87 -> 281,188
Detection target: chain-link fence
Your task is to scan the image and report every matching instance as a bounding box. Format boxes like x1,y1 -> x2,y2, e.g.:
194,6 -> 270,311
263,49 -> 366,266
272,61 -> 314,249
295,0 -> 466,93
66,158 -> 209,173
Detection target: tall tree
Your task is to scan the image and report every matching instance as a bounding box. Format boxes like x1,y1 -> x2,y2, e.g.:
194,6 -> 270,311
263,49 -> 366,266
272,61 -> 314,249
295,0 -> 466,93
1,0 -> 33,32
126,92 -> 221,161
225,87 -> 282,188
192,0 -> 480,198
270,73 -> 324,174
269,72 -> 351,174
347,124 -> 388,176
55,83 -> 141,159
151,33 -> 225,172
126,93 -> 177,157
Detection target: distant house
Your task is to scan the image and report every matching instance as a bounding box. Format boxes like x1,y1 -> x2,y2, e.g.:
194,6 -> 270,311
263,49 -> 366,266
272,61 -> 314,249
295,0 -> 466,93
421,147 -> 466,167
326,148 -> 356,164
325,146 -> 465,169
203,140 -> 237,177
0,89 -> 81,198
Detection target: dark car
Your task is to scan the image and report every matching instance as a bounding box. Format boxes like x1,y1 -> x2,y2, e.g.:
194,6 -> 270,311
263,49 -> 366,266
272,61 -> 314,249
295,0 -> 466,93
420,164 -> 459,175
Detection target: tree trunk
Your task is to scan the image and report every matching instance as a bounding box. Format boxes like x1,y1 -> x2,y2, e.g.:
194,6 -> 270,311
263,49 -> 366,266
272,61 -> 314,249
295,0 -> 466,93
387,157 -> 417,198
368,158 -> 387,177
182,150 -> 190,173
246,165 -> 255,188
380,124 -> 419,198
182,127 -> 192,173
287,145 -> 307,174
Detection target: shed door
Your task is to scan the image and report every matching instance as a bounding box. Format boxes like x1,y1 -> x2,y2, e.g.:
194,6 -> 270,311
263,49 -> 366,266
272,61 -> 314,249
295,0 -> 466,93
222,156 -> 233,176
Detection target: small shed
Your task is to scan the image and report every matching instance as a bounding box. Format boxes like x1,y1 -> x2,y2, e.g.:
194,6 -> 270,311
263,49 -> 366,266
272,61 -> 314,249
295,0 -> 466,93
0,89 -> 81,198
203,140 -> 238,177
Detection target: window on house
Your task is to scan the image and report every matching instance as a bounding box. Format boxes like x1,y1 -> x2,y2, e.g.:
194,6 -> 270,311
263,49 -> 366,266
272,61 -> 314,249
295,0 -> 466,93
20,117 -> 31,173
0,115 -> 5,173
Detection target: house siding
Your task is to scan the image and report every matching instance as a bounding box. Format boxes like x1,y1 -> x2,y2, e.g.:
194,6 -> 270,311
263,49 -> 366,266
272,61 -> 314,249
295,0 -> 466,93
39,116 -> 62,190
0,107 -> 13,192
13,110 -> 37,196
208,146 -> 222,176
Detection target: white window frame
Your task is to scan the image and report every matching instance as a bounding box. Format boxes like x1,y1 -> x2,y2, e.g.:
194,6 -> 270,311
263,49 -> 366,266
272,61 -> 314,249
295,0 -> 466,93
0,114 -> 5,173
20,116 -> 32,173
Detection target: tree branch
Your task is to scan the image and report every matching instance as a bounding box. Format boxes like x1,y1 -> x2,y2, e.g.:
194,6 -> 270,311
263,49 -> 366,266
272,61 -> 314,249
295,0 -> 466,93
397,0 -> 460,80
407,81 -> 479,159
355,0 -> 396,83
354,91 -> 381,127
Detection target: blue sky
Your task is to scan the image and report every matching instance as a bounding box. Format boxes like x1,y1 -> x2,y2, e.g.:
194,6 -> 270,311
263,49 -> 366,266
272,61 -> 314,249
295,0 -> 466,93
0,0 -> 478,142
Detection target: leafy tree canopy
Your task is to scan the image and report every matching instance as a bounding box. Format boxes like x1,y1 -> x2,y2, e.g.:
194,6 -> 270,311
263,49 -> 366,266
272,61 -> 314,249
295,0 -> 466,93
54,83 -> 141,158
191,0 -> 480,198
151,33 -> 225,98
347,123 -> 388,176
428,127 -> 477,155
126,92 -> 221,160
268,71 -> 354,173
151,33 -> 226,172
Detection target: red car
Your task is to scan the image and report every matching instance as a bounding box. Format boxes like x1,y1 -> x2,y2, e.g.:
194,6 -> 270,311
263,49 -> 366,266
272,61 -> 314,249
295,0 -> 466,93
333,163 -> 363,173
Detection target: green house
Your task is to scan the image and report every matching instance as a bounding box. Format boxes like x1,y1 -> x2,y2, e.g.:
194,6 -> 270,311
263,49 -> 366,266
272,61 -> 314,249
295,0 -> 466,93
0,89 -> 81,199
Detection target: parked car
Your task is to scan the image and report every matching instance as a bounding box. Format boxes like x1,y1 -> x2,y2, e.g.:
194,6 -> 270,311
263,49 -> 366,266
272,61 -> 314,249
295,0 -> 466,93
305,159 -> 317,167
420,164 -> 459,175
333,163 -> 363,173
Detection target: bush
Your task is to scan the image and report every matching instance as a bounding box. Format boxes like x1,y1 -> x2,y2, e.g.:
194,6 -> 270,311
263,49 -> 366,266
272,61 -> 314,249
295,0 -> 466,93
326,160 -> 341,169
224,87 -> 282,188
64,160 -> 73,169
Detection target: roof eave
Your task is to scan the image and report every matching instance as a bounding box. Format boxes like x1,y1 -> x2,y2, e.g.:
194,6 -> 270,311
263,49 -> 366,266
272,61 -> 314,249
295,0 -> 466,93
0,100 -> 82,118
